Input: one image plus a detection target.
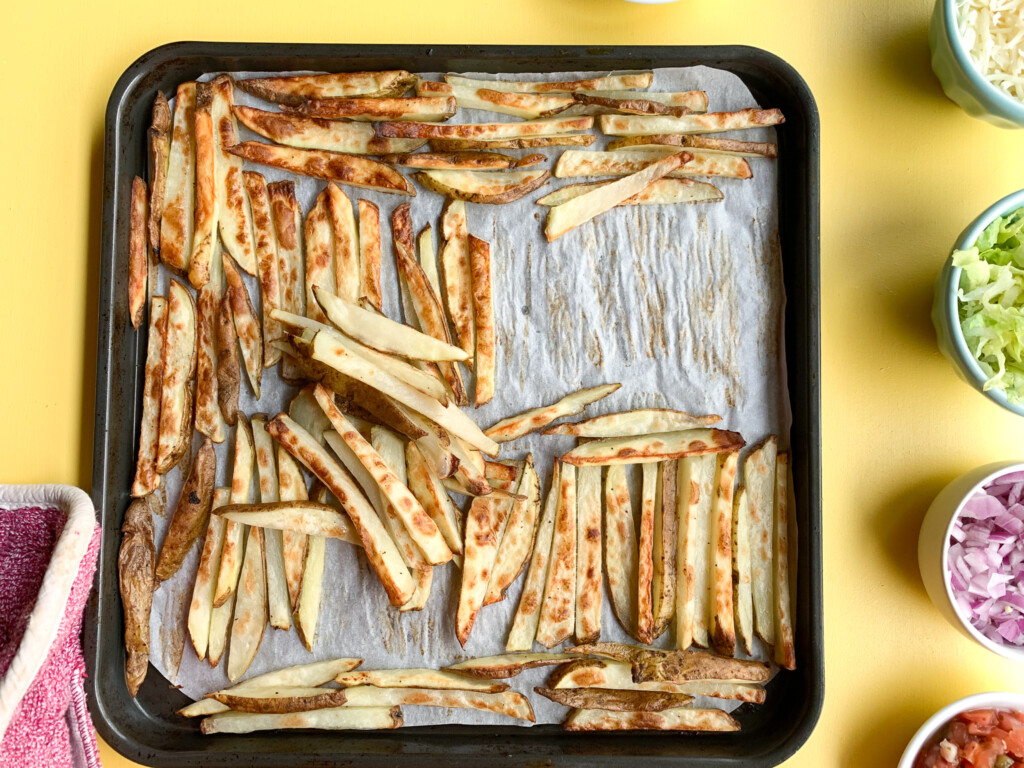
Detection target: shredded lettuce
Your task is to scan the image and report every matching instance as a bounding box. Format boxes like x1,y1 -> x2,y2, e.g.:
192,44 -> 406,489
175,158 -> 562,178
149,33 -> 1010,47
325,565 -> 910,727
955,208 -> 1024,404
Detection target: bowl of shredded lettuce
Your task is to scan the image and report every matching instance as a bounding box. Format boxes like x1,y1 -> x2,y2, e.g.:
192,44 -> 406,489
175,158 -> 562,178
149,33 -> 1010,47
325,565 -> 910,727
933,189 -> 1024,415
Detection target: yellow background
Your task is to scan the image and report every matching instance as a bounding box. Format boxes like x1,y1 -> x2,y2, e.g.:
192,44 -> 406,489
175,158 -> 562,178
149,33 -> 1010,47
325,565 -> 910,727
5,0 -> 1024,764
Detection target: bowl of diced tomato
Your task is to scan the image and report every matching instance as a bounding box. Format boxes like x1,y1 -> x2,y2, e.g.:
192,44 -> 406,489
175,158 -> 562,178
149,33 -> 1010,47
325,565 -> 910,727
899,693 -> 1024,768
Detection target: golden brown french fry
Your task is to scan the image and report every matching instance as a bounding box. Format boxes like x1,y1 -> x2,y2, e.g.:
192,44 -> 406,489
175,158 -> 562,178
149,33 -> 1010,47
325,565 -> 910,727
160,82 -> 196,273
357,200 -> 382,311
223,251 -> 263,398
535,687 -> 693,712
268,181 -> 306,321
598,107 -> 785,136
429,135 -> 596,151
444,652 -> 575,678
405,442 -> 463,555
603,464 -> 637,640
444,73 -> 653,94
155,279 -> 197,473
652,461 -> 677,638
564,707 -> 740,732
449,84 -> 574,119
128,176 -> 148,329
227,524 -> 267,681
233,105 -> 427,155
304,189 -> 334,324
325,183 -> 359,303
194,247 -> 227,444
243,171 -> 283,367
416,80 -> 453,96
188,487 -> 230,662
554,147 -> 751,181
376,115 -> 593,140
606,133 -> 778,157
485,458 -> 540,606
561,429 -> 745,466
568,643 -> 769,682
548,658 -> 766,701
747,436 -> 777,645
545,408 -> 721,438
215,416 -> 254,608
439,199 -> 474,361
286,96 -> 457,121
485,384 -> 620,443
210,76 -> 257,276
733,486 -> 753,656
574,465 -> 602,644
544,151 -> 691,242
120,497 -> 155,696
418,224 -> 442,305
675,454 -> 715,650
131,297 -> 167,497
774,451 -> 796,670
535,178 -> 723,208
340,686 -> 533,721
155,439 -> 215,582
189,83 -> 218,289
276,446 -> 309,608
414,169 -> 550,204
215,294 -> 240,426
216,501 -> 361,546
237,70 -> 417,105
200,706 -> 401,734
334,668 -> 508,692
575,89 -> 707,111
228,142 -> 415,196
147,91 -> 172,257
709,451 -> 737,656
211,689 -> 348,713
385,151 -> 523,171
637,462 -> 657,645
266,414 -> 415,606
536,464 -> 577,648
251,415 -> 290,631
468,235 -> 495,406
569,92 -> 692,117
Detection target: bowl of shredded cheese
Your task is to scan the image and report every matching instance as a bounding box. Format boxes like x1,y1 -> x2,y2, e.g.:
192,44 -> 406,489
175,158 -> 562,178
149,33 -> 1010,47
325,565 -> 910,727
931,0 -> 1024,127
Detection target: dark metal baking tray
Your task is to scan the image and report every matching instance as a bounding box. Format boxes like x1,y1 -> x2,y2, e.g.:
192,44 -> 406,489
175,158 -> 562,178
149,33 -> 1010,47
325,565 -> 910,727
87,41 -> 822,768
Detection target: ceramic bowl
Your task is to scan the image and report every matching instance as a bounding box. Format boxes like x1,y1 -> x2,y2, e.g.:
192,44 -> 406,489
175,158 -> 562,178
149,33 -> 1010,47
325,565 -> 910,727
897,692 -> 1024,768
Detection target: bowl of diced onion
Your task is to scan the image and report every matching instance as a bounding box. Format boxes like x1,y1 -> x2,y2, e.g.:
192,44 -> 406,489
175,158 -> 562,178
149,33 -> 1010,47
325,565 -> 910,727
920,461 -> 1024,662
930,0 -> 1024,128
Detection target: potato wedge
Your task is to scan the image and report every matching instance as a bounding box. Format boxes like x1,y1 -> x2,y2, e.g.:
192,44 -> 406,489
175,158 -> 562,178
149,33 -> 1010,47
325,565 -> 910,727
242,172 -> 283,367
268,180 -> 306,321
195,252 -> 227,444
564,707 -> 740,732
485,384 -> 620,443
188,487 -> 230,662
746,436 -> 777,645
340,686 -> 533,721
119,497 -> 155,696
211,689 -> 348,714
128,176 -> 148,329
147,91 -> 172,256
576,89 -> 708,111
554,148 -> 750,180
188,83 -> 218,289
207,588 -> 235,668
325,183 -> 359,303
288,385 -> 332,444
406,442 -> 463,554
200,706 -> 401,734
216,501 -> 360,546
547,658 -> 766,701
223,251 -> 263,398
131,297 -> 167,497
237,70 -> 417,105
603,464 -> 637,640
214,294 -> 240,425
155,439 -> 216,582
444,73 -> 653,94
210,75 -> 257,277
356,200 -> 382,311
414,169 -> 550,204
544,151 -> 690,242
536,178 -> 723,208
286,96 -> 457,121
445,652 -> 575,679
570,644 -> 769,683
536,464 -> 577,648
215,416 -> 254,607
468,235 -> 495,406
155,279 -> 197,473
266,414 -> 415,606
560,428 -> 745,466
637,462 -> 657,645
574,465 -> 602,644
607,133 -> 778,158
276,444 -> 309,603
376,116 -> 593,140
334,668 -> 508,692
384,151 -> 523,171
227,525 -> 267,681
233,105 -> 426,155
449,84 -> 574,119
159,82 -> 196,273
535,687 -> 692,712
295,523 -> 326,651
675,454 -> 715,649
304,189 -> 334,324
220,657 -> 362,696
569,92 -> 691,117
227,142 -> 415,196
251,415 -> 290,631
774,451 -> 796,670
439,199 -> 474,361
429,135 -> 596,151
545,408 -> 721,438
652,461 -> 677,639
598,108 -> 785,136
709,451 -> 738,656
733,486 -> 754,656
485,458 -> 540,605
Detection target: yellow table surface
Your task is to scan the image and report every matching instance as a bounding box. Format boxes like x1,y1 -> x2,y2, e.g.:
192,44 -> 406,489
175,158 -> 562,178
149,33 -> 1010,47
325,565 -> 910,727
6,0 -> 1024,764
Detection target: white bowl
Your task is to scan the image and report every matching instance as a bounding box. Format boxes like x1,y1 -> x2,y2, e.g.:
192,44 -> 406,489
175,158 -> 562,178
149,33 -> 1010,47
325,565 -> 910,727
897,692 -> 1024,768
918,461 -> 1024,663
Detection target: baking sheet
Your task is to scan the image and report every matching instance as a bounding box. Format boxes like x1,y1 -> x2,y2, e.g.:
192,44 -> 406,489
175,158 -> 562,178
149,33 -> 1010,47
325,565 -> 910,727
147,64 -> 787,727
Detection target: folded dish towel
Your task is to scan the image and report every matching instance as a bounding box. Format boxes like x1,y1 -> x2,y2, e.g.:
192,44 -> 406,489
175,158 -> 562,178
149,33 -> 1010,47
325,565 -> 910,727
0,485 -> 101,768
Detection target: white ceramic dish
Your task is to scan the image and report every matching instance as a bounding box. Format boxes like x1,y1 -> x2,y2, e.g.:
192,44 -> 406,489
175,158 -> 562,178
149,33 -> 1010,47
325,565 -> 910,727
897,692 -> 1024,768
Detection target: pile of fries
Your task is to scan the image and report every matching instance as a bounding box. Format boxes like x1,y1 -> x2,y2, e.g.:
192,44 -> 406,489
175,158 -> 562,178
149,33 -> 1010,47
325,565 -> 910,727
118,65 -> 791,734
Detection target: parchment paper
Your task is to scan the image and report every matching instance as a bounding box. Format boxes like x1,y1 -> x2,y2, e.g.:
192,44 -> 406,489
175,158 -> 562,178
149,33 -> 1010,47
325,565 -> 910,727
148,65 -> 788,727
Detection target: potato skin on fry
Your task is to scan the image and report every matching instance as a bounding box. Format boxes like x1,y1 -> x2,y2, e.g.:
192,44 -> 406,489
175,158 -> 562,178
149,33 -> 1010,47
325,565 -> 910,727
119,497 -> 156,696
535,686 -> 693,712
128,176 -> 148,329
154,439 -> 216,582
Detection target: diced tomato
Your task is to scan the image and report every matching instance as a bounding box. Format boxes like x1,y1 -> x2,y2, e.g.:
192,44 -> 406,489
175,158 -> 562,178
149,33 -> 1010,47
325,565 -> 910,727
917,710 -> 1024,768
951,721 -> 971,746
1004,728 -> 1024,759
975,737 -> 1007,768
963,710 -> 999,726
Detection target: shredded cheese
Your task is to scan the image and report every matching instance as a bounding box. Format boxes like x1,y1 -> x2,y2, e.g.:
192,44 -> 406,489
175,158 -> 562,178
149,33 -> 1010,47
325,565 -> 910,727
958,0 -> 1024,101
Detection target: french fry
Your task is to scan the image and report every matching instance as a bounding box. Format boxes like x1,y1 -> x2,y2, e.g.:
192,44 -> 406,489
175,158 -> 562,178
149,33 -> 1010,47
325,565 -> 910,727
554,148 -> 751,181
131,297 -> 167,497
603,464 -> 637,640
155,439 -> 215,582
417,80 -> 453,96
576,89 -> 707,110
223,251 -> 263,398
444,73 -> 654,94
188,487 -> 230,661
215,416 -> 254,608
536,178 -> 723,208
569,92 -> 692,117
675,454 -> 715,649
357,200 -> 382,311
377,116 -> 593,140
334,668 -> 508,692
548,658 -> 766,701
268,181 -> 306,323
544,151 -> 691,242
155,279 -> 197,473
207,586 -> 235,668
251,415 -> 291,631
485,458 -> 540,605
304,189 -> 334,324
429,134 -> 596,151
709,451 -> 738,656
418,225 -> 442,302
237,70 -> 417,105
439,199 -> 474,361
159,82 -> 196,273
468,235 -> 495,406
147,91 -> 172,256
536,464 -> 577,648
652,461 -> 678,638
276,445 -> 309,599
568,643 -> 769,682
216,501 -> 361,546
188,83 -> 218,289
733,486 -> 754,655
449,84 -> 574,119
574,465 -> 602,644
340,686 -> 533,721
227,525 -> 267,681
228,142 -> 416,196
200,706 -> 401,734
288,385 -> 332,444
266,414 -> 415,606
637,463 -> 657,645
563,707 -> 740,733
406,442 -> 463,554
606,133 -> 778,158
535,687 -> 693,712
295,522 -> 326,651
211,689 -> 348,714
560,428 -> 744,466
545,408 -> 720,438
128,176 -> 148,329
445,652 -> 575,678
485,384 -> 620,443
214,294 -> 240,425
233,106 -> 426,155
242,172 -> 283,367
414,169 -> 550,204
746,436 -> 777,645
484,460 -> 519,483
325,184 -> 359,304
598,108 -> 785,136
195,246 -> 227,443
774,451 -> 796,670
285,96 -> 457,122
385,151 -> 524,171
119,497 -> 155,696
